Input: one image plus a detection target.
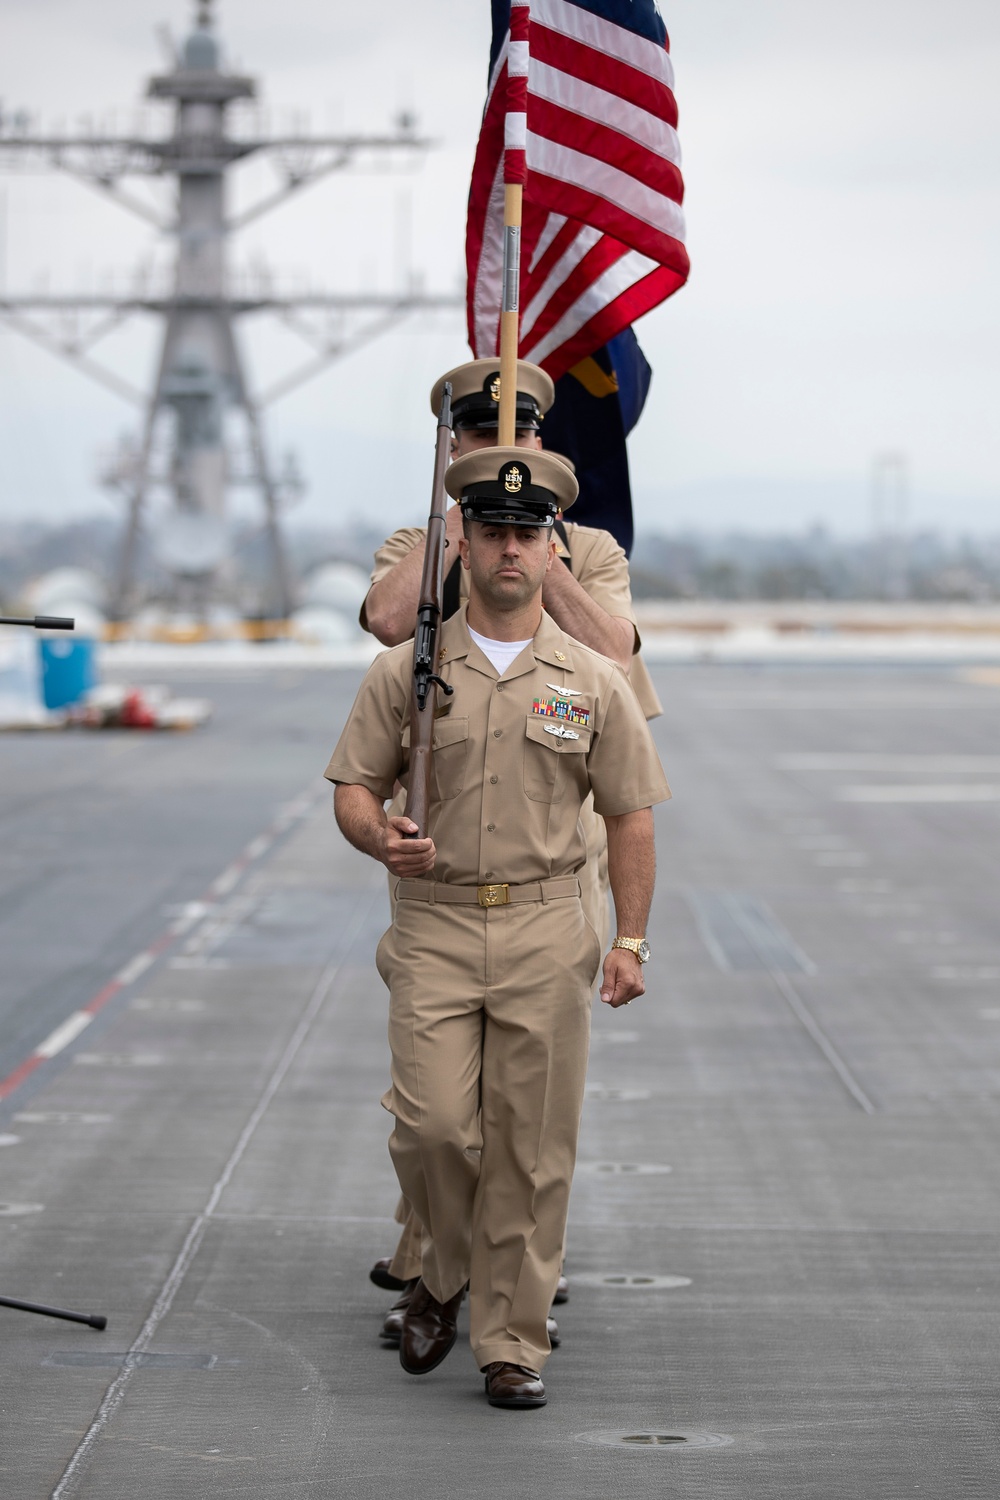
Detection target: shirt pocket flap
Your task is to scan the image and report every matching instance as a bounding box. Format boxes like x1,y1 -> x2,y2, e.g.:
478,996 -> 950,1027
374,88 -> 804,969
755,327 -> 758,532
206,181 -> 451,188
401,715 -> 470,750
525,714 -> 591,753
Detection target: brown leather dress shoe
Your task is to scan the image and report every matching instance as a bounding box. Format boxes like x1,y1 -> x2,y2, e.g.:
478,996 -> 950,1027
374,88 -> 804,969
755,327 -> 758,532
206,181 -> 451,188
379,1279 -> 419,1346
482,1362 -> 547,1409
399,1279 -> 465,1374
369,1256 -> 409,1292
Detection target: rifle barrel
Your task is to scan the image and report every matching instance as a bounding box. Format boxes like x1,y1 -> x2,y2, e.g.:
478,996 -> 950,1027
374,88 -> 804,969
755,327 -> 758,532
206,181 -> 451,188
404,383 -> 454,838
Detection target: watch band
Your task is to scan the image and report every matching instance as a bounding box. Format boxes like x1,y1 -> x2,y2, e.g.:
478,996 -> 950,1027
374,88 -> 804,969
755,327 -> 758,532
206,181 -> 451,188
612,936 -> 648,961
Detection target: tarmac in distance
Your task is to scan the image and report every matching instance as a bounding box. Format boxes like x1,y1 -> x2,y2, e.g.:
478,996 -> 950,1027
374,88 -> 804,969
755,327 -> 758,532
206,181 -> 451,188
0,658 -> 998,1498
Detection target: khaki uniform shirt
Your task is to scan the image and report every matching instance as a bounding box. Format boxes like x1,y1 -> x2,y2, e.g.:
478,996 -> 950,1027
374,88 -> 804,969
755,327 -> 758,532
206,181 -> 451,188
325,607 -> 671,889
360,520 -> 663,721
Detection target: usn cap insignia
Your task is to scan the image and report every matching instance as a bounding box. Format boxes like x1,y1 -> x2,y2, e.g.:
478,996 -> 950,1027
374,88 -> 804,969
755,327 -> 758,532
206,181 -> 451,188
490,374 -> 501,403
503,463 -> 523,493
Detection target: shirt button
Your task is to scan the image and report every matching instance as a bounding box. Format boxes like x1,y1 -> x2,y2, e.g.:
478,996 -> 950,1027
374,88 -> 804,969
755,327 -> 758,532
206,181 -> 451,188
493,729 -> 502,738
490,774 -> 498,784
484,871 -> 494,879
496,683 -> 505,692
487,823 -> 496,832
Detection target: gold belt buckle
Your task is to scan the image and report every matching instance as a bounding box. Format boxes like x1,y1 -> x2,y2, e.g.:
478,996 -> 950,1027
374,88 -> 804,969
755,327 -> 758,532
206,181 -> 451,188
477,882 -> 509,907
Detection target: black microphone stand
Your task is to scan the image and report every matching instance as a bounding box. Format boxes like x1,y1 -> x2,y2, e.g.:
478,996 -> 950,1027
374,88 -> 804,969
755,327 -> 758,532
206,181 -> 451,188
0,613 -> 107,1330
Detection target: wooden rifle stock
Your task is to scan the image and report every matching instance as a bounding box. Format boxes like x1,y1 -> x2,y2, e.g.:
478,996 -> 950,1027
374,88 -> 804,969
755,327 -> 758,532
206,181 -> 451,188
404,383 -> 455,838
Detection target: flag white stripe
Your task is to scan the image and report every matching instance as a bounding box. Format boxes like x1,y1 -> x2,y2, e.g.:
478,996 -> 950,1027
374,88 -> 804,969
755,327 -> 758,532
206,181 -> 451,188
527,132 -> 687,241
508,40 -> 530,76
484,35 -> 509,112
527,210 -> 569,275
522,248 -> 660,366
473,157 -> 506,355
530,57 -> 681,167
505,112 -> 528,150
531,0 -> 675,89
520,224 -> 601,340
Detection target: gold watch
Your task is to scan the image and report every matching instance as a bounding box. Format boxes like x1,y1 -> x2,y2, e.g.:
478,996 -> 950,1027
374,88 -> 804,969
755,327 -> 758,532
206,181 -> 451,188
612,936 -> 651,963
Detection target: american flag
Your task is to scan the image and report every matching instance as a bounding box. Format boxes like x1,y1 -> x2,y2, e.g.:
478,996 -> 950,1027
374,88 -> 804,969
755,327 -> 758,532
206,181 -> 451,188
467,0 -> 689,381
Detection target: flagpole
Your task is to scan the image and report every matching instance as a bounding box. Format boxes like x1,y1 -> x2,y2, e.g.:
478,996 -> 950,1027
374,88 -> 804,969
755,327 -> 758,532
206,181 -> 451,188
498,1 -> 530,446
498,183 -> 522,446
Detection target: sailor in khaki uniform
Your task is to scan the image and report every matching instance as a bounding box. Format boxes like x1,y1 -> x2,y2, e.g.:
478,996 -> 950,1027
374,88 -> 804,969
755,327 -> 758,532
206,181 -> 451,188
362,357 -> 662,721
360,359 -> 661,1318
328,449 -> 670,1408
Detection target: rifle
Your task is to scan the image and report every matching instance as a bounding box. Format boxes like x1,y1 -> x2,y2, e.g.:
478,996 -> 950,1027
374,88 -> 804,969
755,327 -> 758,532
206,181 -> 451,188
403,382 -> 455,839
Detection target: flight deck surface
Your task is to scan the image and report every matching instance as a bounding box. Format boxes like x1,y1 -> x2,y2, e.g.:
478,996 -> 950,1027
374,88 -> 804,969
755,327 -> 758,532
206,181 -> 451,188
1,662 -> 998,1498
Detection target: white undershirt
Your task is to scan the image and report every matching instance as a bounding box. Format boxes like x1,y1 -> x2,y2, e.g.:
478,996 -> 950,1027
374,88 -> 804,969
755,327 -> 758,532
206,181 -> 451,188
468,627 -> 533,677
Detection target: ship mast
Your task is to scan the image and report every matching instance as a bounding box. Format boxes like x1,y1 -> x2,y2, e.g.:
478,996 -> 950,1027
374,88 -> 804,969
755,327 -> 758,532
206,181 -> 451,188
0,0 -> 456,620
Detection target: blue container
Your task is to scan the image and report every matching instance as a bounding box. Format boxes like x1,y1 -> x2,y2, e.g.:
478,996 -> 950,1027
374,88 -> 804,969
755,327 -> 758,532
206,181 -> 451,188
39,636 -> 97,710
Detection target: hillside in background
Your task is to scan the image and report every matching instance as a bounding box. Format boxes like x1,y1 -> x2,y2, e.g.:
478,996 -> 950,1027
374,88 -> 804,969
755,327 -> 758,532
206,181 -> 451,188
2,516 -> 999,611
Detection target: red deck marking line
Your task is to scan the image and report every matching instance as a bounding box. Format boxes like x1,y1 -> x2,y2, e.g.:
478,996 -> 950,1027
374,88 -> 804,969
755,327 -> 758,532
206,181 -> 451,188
0,1055 -> 43,1101
82,980 -> 122,1018
0,789 -> 322,1106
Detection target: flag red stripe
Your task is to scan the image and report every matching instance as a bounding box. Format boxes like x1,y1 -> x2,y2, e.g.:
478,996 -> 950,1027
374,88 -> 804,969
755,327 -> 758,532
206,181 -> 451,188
527,265 -> 685,380
522,233 -> 627,348
466,4 -> 689,377
527,168 -> 688,270
528,96 -> 684,206
531,23 -> 678,127
525,210 -> 584,284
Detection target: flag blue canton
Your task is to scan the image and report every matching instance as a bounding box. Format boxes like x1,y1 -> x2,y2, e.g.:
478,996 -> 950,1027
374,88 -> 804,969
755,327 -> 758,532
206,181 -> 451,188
559,0 -> 667,44
488,0 -> 510,81
490,0 -> 667,74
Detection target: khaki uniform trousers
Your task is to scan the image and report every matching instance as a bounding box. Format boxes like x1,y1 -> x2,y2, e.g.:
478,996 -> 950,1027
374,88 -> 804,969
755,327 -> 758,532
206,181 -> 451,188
383,795 -> 609,1286
376,887 -> 602,1371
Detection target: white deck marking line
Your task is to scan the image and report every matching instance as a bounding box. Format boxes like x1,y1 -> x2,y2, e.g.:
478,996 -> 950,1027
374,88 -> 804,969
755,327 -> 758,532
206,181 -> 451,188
839,784 -> 1000,803
35,1013 -> 93,1060
777,754 -> 1000,773
115,952 -> 155,988
209,864 -> 243,898
50,883 -> 381,1500
167,902 -> 210,936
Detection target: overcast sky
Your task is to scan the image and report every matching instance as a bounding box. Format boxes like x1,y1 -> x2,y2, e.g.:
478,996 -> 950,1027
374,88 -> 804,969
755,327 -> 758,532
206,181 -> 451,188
1,0 -> 998,537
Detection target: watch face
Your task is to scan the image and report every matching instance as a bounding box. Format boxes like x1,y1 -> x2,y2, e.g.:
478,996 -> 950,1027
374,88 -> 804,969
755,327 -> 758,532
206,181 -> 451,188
637,940 -> 651,963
